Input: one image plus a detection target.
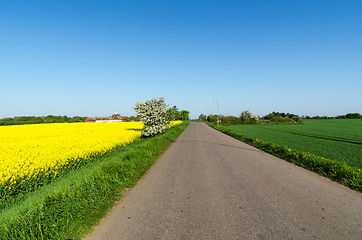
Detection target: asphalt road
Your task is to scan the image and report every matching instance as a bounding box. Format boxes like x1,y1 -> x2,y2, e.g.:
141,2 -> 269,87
86,122 -> 361,240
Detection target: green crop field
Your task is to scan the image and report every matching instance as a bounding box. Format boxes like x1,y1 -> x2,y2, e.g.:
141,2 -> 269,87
225,119 -> 362,169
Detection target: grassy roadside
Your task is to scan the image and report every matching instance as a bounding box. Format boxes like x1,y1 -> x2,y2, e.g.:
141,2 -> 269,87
207,122 -> 361,192
0,122 -> 188,240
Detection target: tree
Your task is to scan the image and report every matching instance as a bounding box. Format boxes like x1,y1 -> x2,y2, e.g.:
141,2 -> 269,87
207,115 -> 218,123
345,113 -> 361,119
198,114 -> 206,121
167,106 -> 179,121
167,106 -> 190,121
111,112 -> 121,117
133,97 -> 169,137
128,116 -> 137,121
240,110 -> 252,121
179,110 -> 190,120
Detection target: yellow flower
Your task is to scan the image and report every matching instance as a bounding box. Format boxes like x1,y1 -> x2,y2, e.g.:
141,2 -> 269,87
0,122 -> 144,187
169,120 -> 182,127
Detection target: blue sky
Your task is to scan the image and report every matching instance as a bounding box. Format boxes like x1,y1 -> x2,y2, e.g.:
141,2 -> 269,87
1,0 -> 361,119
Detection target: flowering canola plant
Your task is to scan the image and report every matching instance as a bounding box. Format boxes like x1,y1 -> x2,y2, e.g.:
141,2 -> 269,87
169,120 -> 183,127
0,121 -> 182,192
0,122 -> 144,189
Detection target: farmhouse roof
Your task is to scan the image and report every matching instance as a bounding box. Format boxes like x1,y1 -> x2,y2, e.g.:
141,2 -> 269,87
84,116 -> 127,122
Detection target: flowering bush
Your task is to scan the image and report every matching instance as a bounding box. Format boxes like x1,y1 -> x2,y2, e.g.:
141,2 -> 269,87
134,97 -> 169,137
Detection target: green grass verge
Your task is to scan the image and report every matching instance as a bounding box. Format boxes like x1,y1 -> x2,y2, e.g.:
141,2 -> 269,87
0,122 -> 188,240
1,145 -> 133,210
207,122 -> 361,192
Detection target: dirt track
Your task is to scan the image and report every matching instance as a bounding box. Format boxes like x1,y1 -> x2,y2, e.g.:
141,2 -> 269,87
86,122 -> 362,240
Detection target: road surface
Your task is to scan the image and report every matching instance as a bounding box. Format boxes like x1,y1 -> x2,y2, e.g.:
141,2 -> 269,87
86,122 -> 361,240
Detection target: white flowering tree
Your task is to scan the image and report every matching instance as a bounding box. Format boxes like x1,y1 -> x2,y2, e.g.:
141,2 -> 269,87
240,110 -> 252,121
133,97 -> 169,137
240,110 -> 259,123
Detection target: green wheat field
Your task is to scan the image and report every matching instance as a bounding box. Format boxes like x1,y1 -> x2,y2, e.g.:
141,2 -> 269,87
226,119 -> 362,169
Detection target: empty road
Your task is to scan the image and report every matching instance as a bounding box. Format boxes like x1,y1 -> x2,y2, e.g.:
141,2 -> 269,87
87,122 -> 361,240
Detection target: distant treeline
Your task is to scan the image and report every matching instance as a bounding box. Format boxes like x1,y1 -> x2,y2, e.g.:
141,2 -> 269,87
0,107 -> 190,126
199,111 -> 302,125
0,115 -> 86,126
306,113 -> 361,119
198,111 -> 361,125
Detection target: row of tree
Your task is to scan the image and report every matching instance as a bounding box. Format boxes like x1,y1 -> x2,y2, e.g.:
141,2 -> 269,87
0,98 -> 190,127
199,111 -> 301,124
306,113 -> 361,119
0,115 -> 86,126
199,111 -> 362,125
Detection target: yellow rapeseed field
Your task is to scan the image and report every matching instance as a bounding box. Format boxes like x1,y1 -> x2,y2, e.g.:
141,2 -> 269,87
0,122 -> 144,188
0,121 -> 182,190
169,120 -> 182,127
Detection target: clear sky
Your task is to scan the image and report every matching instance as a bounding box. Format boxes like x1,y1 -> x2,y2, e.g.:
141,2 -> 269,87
1,0 -> 361,119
